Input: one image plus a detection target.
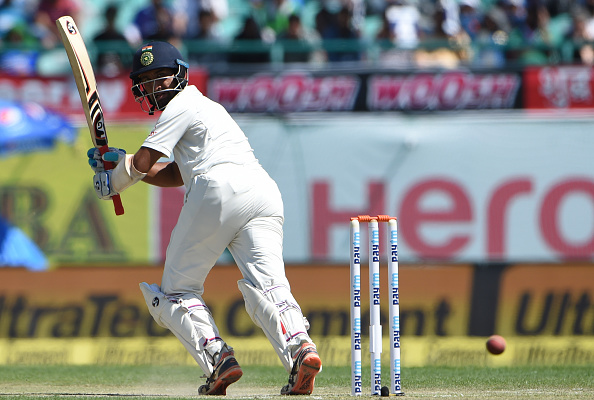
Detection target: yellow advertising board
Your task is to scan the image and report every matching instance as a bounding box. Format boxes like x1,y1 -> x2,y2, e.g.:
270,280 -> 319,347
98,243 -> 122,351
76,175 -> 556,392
0,263 -> 593,366
0,125 -> 152,266
497,264 -> 594,337
0,264 -> 473,338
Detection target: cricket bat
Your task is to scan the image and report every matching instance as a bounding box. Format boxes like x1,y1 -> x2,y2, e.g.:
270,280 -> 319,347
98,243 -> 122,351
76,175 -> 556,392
56,15 -> 124,216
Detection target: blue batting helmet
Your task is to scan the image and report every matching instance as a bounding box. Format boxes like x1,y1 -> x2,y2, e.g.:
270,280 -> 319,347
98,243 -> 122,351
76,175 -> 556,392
130,41 -> 189,81
130,41 -> 190,114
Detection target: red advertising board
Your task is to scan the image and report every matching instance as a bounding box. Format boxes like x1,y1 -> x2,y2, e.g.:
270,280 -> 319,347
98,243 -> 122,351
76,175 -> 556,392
209,73 -> 360,113
368,72 -> 520,111
208,71 -> 521,112
524,66 -> 594,109
0,68 -> 208,122
2,69 -> 521,116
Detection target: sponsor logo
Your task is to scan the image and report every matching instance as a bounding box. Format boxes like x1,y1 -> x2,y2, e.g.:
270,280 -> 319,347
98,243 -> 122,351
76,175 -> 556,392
88,92 -> 107,145
210,73 -> 360,112
353,328 -> 361,350
368,72 -> 520,111
353,361 -> 362,393
371,229 -> 380,263
393,315 -> 400,348
373,359 -> 382,392
66,20 -> 77,35
152,297 -> 159,307
372,274 -> 380,305
531,66 -> 593,108
353,287 -> 360,307
391,273 -> 399,305
391,229 -> 398,261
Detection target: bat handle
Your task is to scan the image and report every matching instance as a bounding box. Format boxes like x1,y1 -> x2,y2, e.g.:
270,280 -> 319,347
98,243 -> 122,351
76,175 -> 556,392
112,194 -> 124,215
98,145 -> 125,216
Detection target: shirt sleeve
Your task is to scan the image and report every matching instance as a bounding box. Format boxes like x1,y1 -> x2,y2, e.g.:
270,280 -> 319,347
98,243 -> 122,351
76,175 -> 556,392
142,104 -> 193,158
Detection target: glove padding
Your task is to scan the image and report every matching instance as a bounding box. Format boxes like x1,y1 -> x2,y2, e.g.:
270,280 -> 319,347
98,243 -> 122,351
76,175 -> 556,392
93,170 -> 118,200
88,147 -> 126,173
92,153 -> 146,200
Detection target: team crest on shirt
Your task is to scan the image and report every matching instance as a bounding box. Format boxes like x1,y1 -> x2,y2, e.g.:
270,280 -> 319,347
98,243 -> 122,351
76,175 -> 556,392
140,46 -> 154,66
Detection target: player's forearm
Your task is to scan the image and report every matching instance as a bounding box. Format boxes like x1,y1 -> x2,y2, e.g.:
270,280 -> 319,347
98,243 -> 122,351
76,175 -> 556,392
133,146 -> 182,187
143,161 -> 184,187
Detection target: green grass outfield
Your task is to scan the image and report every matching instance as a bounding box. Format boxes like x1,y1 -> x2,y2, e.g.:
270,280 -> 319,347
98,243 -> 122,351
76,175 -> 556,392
1,365 -> 593,399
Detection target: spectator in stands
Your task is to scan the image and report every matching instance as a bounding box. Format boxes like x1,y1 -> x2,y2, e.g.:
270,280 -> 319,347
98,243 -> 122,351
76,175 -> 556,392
228,16 -> 270,64
0,0 -> 39,74
542,0 -> 573,17
196,9 -> 221,40
367,0 -> 388,16
316,5 -> 361,62
0,0 -> 33,39
200,0 -> 228,30
383,0 -> 422,49
33,0 -> 82,49
0,22 -> 40,75
314,5 -> 334,39
458,0 -> 482,40
277,13 -> 321,63
499,0 -> 527,32
473,6 -> 511,67
2,20 -> 36,48
375,2 -> 416,67
94,5 -> 132,77
585,0 -> 594,16
188,9 -> 227,64
506,2 -> 553,65
172,0 -> 202,39
414,4 -> 471,69
132,0 -> 175,43
582,1 -> 594,42
170,0 -> 227,41
564,6 -> 594,65
250,0 -> 300,40
204,0 -> 228,20
376,9 -> 396,42
334,6 -> 362,62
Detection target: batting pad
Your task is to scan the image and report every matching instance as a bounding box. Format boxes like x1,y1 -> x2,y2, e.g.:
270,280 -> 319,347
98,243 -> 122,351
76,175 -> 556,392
238,279 -> 311,373
139,282 -> 220,375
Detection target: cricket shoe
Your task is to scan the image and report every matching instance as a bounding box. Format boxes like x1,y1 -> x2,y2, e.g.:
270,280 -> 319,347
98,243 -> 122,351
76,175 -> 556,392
198,349 -> 243,395
281,343 -> 322,395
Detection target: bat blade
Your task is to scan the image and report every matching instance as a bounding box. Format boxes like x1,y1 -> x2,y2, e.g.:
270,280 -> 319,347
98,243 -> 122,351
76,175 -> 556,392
56,16 -> 124,216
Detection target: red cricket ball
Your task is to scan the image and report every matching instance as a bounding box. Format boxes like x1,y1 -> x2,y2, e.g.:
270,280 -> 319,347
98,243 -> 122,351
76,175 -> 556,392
486,335 -> 506,355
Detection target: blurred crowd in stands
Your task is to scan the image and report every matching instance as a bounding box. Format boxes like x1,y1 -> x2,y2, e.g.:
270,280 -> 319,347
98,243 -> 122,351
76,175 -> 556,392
1,0 -> 594,76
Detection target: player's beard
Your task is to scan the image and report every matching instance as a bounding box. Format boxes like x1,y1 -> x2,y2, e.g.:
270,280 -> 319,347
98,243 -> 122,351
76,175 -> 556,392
151,90 -> 177,111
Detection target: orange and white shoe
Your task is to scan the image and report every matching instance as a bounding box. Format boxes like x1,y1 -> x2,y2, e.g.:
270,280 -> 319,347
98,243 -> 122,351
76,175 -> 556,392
198,349 -> 243,395
281,343 -> 322,395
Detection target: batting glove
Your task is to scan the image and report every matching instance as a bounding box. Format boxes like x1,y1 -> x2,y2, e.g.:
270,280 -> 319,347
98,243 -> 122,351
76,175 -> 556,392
93,170 -> 119,200
87,147 -> 126,173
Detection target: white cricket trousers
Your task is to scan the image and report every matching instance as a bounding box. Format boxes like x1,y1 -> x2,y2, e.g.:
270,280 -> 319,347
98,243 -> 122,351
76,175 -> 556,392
160,162 -> 291,295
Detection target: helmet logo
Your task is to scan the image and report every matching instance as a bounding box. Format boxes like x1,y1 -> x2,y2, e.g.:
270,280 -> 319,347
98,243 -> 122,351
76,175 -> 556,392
140,50 -> 154,66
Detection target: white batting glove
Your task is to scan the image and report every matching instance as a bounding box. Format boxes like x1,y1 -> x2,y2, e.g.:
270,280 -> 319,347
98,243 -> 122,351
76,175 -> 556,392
93,170 -> 119,200
87,147 -> 126,173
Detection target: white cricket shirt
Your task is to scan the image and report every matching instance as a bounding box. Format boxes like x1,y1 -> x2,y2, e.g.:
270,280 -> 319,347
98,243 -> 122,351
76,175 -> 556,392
142,85 -> 257,189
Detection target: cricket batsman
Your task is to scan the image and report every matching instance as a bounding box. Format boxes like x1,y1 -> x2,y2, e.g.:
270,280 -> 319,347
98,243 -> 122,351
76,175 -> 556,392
88,41 -> 322,395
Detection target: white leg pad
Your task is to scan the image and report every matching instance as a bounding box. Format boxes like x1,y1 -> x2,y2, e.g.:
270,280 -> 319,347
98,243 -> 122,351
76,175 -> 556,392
238,279 -> 311,373
140,282 -> 222,375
